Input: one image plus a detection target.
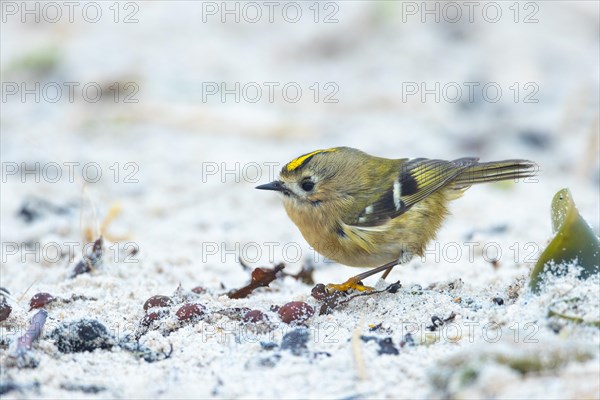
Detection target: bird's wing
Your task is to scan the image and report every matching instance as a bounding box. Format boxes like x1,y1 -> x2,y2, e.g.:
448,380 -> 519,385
348,158 -> 478,227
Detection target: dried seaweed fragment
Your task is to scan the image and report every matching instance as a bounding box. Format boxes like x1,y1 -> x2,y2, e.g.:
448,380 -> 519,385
228,263 -> 285,299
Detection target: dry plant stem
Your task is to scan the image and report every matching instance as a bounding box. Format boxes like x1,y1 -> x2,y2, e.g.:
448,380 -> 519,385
352,314 -> 368,381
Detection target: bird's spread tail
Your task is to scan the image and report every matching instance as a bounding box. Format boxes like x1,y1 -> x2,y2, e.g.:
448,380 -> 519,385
451,159 -> 538,187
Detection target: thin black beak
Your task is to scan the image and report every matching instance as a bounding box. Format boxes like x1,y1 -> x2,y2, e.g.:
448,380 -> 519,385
255,181 -> 285,192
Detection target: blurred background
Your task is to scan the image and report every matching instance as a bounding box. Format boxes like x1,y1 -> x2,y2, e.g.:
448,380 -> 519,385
2,1 -> 599,284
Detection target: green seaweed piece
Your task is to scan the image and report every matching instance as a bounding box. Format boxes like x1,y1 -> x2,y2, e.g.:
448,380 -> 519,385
529,188 -> 600,293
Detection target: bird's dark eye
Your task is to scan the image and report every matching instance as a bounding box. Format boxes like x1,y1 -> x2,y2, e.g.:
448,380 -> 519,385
301,179 -> 314,192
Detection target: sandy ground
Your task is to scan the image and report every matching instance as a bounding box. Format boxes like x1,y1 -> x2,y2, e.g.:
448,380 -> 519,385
1,1 -> 599,399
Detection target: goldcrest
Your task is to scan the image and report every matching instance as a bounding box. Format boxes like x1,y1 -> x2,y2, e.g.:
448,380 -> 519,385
257,147 -> 536,291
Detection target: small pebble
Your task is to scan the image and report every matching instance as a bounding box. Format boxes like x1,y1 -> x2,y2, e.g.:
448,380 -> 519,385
191,286 -> 206,294
176,303 -> 205,321
278,302 -> 314,324
29,292 -> 56,311
493,297 -> 504,305
143,295 -> 173,312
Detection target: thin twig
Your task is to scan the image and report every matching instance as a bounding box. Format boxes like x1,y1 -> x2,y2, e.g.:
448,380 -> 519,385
352,313 -> 368,381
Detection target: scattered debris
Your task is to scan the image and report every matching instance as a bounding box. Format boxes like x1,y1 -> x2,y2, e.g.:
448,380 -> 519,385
17,196 -> 73,224
400,333 -> 415,348
360,336 -> 399,355
282,262 -> 316,285
119,337 -> 173,363
426,312 -> 457,332
228,263 -> 285,299
59,383 -> 106,394
216,307 -> 252,320
243,310 -> 268,323
0,381 -> 40,396
69,237 -> 104,279
28,293 -> 96,311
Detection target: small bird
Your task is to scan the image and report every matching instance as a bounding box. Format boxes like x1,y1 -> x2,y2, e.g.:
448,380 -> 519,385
256,147 -> 537,292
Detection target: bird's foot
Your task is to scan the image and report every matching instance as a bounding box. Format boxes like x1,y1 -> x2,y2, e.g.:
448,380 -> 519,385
326,277 -> 374,293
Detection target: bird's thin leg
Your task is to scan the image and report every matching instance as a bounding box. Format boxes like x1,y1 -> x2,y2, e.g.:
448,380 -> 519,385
326,260 -> 399,293
381,266 -> 395,280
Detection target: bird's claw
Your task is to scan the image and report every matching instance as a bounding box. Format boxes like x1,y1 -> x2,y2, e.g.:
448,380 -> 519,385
326,277 -> 374,293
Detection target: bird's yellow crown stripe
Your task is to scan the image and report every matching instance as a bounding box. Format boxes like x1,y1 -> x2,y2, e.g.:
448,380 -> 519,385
285,148 -> 337,172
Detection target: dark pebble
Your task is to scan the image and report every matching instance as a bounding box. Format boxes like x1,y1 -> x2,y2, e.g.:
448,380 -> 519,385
191,286 -> 206,294
281,328 -> 309,355
278,302 -> 314,324
493,297 -> 504,305
51,319 -> 114,353
143,295 -> 173,312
